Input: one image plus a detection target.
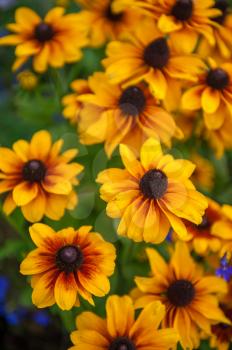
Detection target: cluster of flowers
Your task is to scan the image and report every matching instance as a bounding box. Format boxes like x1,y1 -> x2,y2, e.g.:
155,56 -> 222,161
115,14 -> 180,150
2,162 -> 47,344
1,0 -> 232,349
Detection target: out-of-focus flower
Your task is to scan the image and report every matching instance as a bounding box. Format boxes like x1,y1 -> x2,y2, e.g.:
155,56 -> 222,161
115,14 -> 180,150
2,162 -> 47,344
75,0 -> 141,47
0,130 -> 84,222
216,254 -> 232,282
97,138 -> 208,243
78,72 -> 183,157
191,153 -> 215,191
56,0 -> 70,7
32,310 -> 50,326
0,7 -> 88,72
213,205 -> 232,253
182,58 -> 232,131
17,70 -> 38,91
69,295 -> 179,350
113,0 -> 220,53
103,20 -> 205,101
134,242 -> 229,350
210,303 -> 232,350
0,0 -> 16,10
62,79 -> 91,124
20,224 -> 116,310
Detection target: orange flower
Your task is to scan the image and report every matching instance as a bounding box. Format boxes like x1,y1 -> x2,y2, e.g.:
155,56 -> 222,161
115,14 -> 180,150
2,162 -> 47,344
20,224 -> 116,310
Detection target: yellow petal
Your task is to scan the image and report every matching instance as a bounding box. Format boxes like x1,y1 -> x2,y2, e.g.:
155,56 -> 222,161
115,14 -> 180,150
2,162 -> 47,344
29,223 -> 55,247
13,181 -> 38,206
140,138 -> 163,170
32,269 -> 56,308
54,272 -> 77,310
201,87 -> 220,114
30,130 -> 52,159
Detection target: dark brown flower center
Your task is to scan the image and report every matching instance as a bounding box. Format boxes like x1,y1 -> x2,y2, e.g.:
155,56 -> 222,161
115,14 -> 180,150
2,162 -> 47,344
105,4 -> 124,22
213,0 -> 228,24
171,0 -> 193,21
167,279 -> 195,307
197,214 -> 211,230
206,68 -> 229,90
119,86 -> 146,116
34,22 -> 54,42
144,37 -> 170,69
56,245 -> 84,273
211,306 -> 232,343
109,337 -> 136,350
22,160 -> 46,183
140,169 -> 168,199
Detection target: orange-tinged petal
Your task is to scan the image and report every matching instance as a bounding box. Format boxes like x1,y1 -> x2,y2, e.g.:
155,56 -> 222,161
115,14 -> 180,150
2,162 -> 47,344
146,69 -> 167,100
146,247 -> 168,277
29,223 -> 55,247
32,269 -> 56,308
201,87 -> 220,114
33,44 -> 50,73
158,14 -> 182,33
45,193 -> 67,220
76,311 -> 106,333
21,189 -> 46,222
0,147 -> 22,173
20,249 -> 53,275
30,130 -> 52,159
42,175 -> 72,195
182,85 -> 204,110
15,7 -> 41,31
78,272 -> 110,297
16,40 -> 40,56
13,181 -> 38,206
3,193 -> 16,215
54,272 -> 77,310
119,144 -> 144,178
44,7 -> 65,22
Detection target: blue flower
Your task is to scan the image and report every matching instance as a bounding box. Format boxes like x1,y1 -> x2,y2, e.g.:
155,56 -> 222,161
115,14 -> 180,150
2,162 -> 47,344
32,310 -> 50,327
216,254 -> 232,282
0,276 -> 9,303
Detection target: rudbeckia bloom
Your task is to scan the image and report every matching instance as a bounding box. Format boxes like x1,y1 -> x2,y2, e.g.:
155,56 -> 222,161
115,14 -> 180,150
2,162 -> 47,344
183,198 -> 223,255
75,0 -> 141,47
103,20 -> 205,100
62,79 -> 91,124
210,304 -> 232,350
134,242 -> 229,350
212,205 -> 232,253
69,295 -> 179,350
96,138 -> 208,243
0,130 -> 83,222
20,224 -> 116,310
113,0 -> 220,53
0,7 -> 88,72
182,59 -> 232,130
78,72 -> 183,157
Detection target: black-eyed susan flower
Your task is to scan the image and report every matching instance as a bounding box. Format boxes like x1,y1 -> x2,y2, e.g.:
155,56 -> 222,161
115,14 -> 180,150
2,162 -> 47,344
134,242 -> 229,350
103,20 -> 205,100
20,224 -> 116,311
96,138 -> 208,243
62,79 -> 91,124
0,7 -> 88,72
78,72 -> 183,157
191,153 -> 215,191
182,58 -> 232,130
210,304 -> 232,350
212,205 -> 232,253
69,295 -> 179,350
75,0 -> 141,47
183,198 -> 223,255
113,0 -> 220,53
0,130 -> 83,222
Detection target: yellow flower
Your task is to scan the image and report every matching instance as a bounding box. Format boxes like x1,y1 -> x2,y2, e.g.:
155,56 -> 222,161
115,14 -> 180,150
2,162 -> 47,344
113,0 -> 220,53
103,20 -> 205,101
96,138 -> 208,243
20,224 -> 116,310
78,72 -> 183,157
75,0 -> 141,47
17,70 -> 38,90
182,58 -> 232,131
69,295 -> 179,350
210,304 -> 232,350
183,198 -> 223,255
0,7 -> 88,72
191,153 -> 215,191
212,205 -> 232,253
134,242 -> 229,350
0,130 -> 83,222
62,79 -> 91,124
198,0 -> 232,60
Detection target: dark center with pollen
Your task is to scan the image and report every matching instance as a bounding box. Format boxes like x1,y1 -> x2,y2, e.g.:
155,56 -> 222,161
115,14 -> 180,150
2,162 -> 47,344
197,214 -> 211,230
167,279 -> 195,307
119,86 -> 146,116
140,169 -> 168,199
109,337 -> 136,350
206,68 -> 229,90
144,37 -> 170,69
22,160 -> 46,183
56,245 -> 84,273
213,0 -> 228,24
105,4 -> 124,21
34,22 -> 54,42
171,0 -> 193,21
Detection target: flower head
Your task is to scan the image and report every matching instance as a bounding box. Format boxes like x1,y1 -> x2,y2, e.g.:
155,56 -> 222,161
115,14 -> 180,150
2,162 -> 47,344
0,7 -> 88,72
134,242 -> 229,349
190,153 -> 215,191
17,70 -> 38,90
97,137 -> 208,243
20,224 -> 116,310
0,130 -> 83,222
69,295 -> 179,350
216,254 -> 232,282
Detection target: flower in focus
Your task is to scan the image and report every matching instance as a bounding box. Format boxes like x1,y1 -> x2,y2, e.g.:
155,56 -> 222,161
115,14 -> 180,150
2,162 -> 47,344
62,79 -> 91,124
0,130 -> 83,222
114,0 -> 220,53
75,0 -> 141,47
0,7 -> 88,72
17,70 -> 38,90
69,295 -> 179,350
103,20 -> 205,101
20,224 -> 116,310
183,198 -> 223,255
78,72 -> 183,157
182,58 -> 232,131
191,153 -> 215,191
97,137 -> 208,243
134,242 -> 229,349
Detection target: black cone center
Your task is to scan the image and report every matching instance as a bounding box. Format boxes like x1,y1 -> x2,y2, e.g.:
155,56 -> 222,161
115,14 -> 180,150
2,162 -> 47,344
119,86 -> 146,116
109,337 -> 136,350
56,245 -> 84,273
105,4 -> 124,21
206,68 -> 229,90
213,0 -> 228,24
22,160 -> 46,183
144,37 -> 170,69
171,0 -> 193,21
140,169 -> 168,199
34,22 -> 54,42
167,279 -> 195,307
